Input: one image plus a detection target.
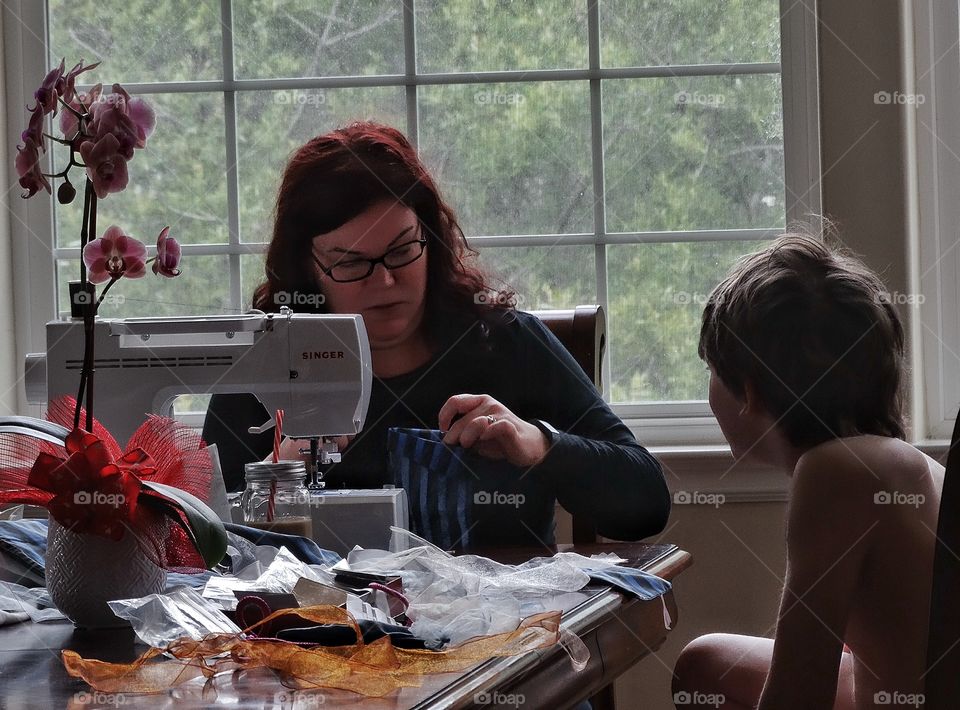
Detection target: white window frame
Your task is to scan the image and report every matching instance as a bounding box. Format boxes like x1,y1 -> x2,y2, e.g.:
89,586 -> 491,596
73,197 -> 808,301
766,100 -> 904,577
909,0 -> 960,443
3,0 -> 822,447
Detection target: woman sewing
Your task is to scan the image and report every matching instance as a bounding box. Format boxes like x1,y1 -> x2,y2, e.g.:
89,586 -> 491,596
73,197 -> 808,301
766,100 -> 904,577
203,121 -> 670,549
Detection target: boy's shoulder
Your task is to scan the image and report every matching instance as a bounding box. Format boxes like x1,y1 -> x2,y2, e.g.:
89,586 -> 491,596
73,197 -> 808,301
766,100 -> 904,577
789,436 -> 938,527
797,434 -> 930,478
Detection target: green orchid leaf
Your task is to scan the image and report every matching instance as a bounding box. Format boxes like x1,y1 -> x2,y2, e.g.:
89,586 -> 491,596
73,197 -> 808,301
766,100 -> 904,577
139,481 -> 227,569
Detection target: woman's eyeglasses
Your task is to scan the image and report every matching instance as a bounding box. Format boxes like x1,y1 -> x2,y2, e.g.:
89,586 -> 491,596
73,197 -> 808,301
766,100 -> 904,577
314,235 -> 427,283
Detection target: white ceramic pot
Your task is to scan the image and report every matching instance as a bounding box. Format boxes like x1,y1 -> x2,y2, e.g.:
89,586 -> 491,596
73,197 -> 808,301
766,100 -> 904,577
45,518 -> 165,628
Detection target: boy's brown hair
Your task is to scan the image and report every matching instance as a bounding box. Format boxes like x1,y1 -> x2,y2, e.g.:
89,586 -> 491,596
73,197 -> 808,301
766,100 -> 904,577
698,232 -> 906,448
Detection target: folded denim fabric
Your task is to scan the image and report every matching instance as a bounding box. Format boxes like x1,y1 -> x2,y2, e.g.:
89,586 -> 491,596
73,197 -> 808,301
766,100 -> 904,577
583,566 -> 671,601
0,519 -> 47,586
0,520 -> 333,591
224,523 -> 342,566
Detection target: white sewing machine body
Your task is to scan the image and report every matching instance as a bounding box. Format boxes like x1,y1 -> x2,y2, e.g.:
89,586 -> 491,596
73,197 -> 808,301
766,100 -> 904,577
24,309 -> 372,445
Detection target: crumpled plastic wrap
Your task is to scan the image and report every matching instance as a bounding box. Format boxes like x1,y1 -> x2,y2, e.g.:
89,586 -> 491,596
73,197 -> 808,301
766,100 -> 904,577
62,527 -> 619,695
201,546 -> 335,611
339,527 -> 624,647
108,586 -> 241,648
0,580 -> 65,623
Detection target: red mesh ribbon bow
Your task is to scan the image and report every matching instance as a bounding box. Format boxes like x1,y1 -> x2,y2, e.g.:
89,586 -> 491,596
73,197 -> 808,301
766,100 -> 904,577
0,396 -> 216,572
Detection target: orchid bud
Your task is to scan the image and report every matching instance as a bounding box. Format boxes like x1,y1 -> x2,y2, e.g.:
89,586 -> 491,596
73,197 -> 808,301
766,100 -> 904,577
57,179 -> 76,205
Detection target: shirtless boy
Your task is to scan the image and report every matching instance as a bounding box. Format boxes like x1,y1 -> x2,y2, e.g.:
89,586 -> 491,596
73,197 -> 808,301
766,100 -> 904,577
672,234 -> 943,709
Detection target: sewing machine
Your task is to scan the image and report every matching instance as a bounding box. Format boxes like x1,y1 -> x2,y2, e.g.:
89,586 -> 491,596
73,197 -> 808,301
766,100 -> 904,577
21,308 -> 410,552
23,307 -> 372,470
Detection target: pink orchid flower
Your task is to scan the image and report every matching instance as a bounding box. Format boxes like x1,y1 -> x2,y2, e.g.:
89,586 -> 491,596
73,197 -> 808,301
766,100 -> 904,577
15,137 -> 51,197
79,133 -> 130,199
60,83 -> 103,141
89,104 -> 138,159
21,106 -> 46,150
88,85 -> 155,157
152,227 -> 181,277
33,59 -> 65,115
107,85 -> 156,147
83,226 -> 147,283
55,59 -> 100,107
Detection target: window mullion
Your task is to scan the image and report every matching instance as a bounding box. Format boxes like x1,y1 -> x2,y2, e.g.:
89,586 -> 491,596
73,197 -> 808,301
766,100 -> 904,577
586,0 -> 610,398
402,0 -> 419,147
222,0 -> 242,311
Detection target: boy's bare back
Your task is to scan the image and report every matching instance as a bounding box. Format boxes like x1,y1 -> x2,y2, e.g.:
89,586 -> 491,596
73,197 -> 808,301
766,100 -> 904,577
784,434 -> 943,708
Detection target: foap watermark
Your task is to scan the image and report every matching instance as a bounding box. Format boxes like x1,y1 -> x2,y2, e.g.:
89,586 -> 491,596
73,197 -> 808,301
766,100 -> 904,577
673,490 -> 725,508
74,690 -> 130,706
474,490 -> 526,509
274,90 -> 327,108
874,91 -> 925,106
72,291 -> 125,307
877,291 -> 925,306
873,691 -> 924,707
874,491 -> 925,508
473,691 -> 525,707
474,90 -> 525,106
673,690 -> 726,707
674,90 -> 726,108
273,690 -> 326,706
473,290 -> 523,306
669,291 -> 713,306
74,490 -> 125,508
274,290 -> 326,308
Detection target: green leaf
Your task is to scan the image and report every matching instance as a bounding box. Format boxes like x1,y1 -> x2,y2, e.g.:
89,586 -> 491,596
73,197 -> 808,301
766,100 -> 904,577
139,481 -> 227,569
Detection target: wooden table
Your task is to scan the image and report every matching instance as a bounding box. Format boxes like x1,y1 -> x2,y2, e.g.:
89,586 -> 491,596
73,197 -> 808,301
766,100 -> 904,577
0,542 -> 691,709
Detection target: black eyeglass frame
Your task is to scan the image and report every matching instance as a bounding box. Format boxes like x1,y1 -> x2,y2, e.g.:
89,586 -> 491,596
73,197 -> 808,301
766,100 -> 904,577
313,234 -> 428,283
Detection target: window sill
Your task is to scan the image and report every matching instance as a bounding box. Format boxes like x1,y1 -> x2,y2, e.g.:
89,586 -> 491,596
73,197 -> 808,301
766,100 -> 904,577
641,438 -> 952,505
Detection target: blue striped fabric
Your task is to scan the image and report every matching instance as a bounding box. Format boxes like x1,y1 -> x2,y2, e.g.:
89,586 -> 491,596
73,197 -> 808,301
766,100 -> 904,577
388,428 -> 557,550
387,428 -> 475,550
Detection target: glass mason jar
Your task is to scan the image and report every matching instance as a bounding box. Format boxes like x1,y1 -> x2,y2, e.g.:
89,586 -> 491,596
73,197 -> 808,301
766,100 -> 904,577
241,461 -> 313,539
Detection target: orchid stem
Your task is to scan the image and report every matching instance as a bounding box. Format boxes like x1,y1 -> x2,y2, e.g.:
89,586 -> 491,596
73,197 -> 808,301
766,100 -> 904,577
73,181 -> 98,430
84,186 -> 98,432
57,96 -> 88,119
42,133 -> 73,146
78,183 -> 90,285
95,278 -> 118,309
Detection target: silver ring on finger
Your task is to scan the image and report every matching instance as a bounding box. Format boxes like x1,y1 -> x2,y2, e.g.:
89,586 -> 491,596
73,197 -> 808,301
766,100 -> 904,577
485,414 -> 497,425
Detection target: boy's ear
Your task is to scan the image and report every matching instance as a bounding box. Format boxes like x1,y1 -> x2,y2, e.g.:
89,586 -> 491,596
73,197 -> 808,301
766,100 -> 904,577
741,379 -> 761,416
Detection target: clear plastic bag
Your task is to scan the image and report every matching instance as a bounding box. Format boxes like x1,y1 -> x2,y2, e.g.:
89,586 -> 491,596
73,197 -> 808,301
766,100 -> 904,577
336,527 -> 604,650
108,586 -> 241,648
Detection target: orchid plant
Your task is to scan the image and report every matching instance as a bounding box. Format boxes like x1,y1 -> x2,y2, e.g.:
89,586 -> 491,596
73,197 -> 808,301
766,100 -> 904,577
8,59 -> 225,568
16,58 -> 181,431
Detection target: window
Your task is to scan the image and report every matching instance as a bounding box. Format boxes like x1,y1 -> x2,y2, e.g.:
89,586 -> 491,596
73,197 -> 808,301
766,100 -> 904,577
6,1 -> 820,439
911,0 -> 960,441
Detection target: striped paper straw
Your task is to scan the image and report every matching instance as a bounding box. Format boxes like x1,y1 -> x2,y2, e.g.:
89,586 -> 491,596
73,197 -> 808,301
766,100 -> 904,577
273,409 -> 284,463
267,478 -> 276,523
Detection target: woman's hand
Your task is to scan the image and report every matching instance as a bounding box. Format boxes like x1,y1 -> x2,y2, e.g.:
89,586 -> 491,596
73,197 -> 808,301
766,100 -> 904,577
438,394 -> 550,467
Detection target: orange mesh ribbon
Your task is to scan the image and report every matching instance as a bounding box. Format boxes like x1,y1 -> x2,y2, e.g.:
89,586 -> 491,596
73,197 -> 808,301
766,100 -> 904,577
61,605 -> 562,697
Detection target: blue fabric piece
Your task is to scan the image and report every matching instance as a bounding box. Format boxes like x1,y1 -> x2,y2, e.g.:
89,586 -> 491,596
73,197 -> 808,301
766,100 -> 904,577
583,565 -> 672,601
224,523 -> 342,566
0,520 -> 340,591
0,519 -> 47,583
388,428 -> 474,550
387,427 -> 547,551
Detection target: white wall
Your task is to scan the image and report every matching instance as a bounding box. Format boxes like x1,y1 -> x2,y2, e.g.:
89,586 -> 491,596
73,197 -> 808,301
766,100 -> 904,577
0,7 -> 18,416
617,502 -> 788,709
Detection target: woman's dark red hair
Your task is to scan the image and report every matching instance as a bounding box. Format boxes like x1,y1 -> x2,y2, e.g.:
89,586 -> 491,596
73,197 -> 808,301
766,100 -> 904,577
252,121 -> 514,341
